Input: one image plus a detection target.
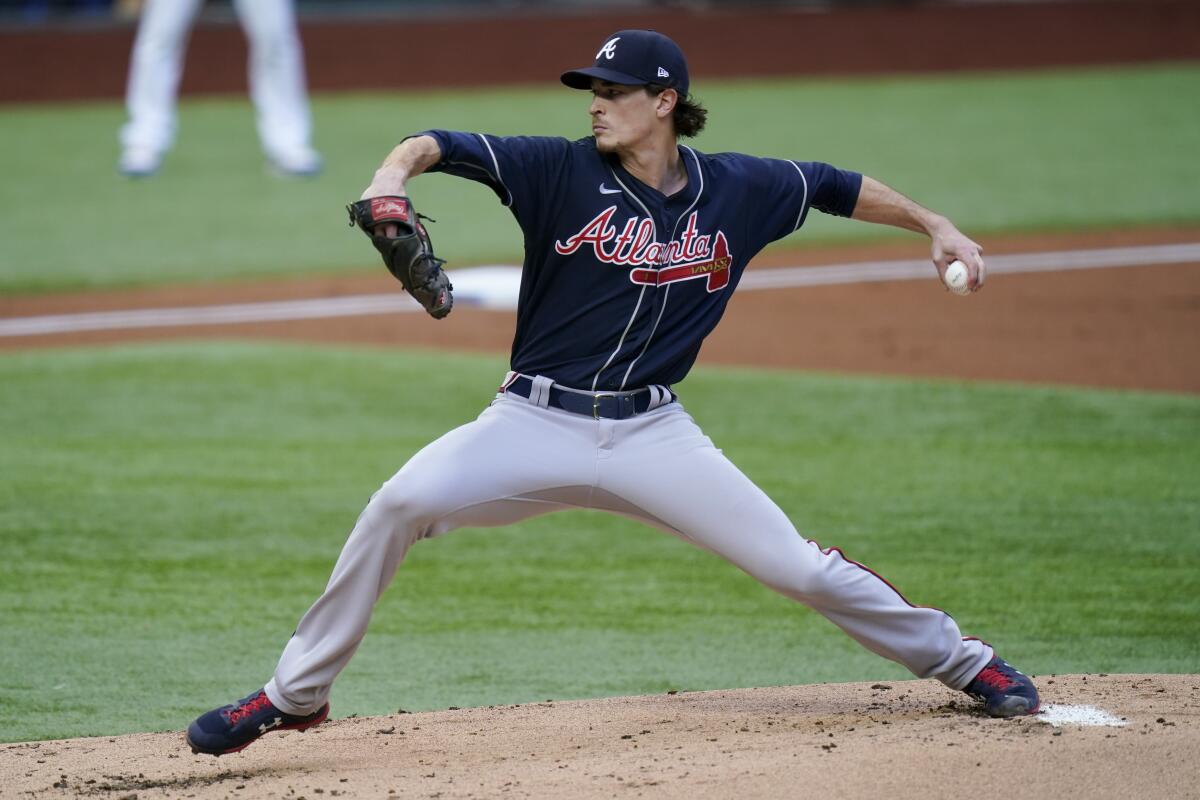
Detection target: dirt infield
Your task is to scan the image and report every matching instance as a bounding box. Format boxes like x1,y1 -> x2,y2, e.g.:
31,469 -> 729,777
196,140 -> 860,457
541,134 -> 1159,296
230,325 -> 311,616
5,226 -> 1199,393
3,675 -> 1197,799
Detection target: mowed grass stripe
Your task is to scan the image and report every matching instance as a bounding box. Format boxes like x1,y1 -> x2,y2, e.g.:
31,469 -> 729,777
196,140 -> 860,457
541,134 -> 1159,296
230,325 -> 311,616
1,342 -> 1197,742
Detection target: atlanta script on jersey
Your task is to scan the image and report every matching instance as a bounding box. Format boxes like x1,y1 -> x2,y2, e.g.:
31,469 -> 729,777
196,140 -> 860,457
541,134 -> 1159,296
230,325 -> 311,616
420,130 -> 862,390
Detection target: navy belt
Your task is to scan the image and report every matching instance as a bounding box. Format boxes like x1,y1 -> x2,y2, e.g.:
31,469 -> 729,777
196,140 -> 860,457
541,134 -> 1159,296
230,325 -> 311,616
502,375 -> 675,420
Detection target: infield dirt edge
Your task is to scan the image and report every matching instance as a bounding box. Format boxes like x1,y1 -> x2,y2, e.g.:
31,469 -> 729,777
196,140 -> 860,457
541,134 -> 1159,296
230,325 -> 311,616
4,673 -> 1197,799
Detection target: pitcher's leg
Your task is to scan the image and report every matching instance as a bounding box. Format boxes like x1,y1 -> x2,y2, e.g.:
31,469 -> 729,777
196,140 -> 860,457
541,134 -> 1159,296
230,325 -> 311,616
598,406 -> 992,689
267,399 -> 596,713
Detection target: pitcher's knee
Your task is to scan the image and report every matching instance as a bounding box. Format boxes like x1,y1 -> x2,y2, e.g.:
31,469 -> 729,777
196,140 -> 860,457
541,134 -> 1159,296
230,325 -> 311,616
361,481 -> 441,542
749,547 -> 836,601
759,568 -> 829,602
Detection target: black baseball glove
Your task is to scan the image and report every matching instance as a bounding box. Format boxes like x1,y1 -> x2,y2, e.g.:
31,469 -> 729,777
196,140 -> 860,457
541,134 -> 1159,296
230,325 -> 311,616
346,196 -> 453,319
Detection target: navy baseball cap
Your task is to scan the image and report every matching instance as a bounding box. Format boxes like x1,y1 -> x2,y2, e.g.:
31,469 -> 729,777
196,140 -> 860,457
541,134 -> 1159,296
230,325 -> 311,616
561,29 -> 690,96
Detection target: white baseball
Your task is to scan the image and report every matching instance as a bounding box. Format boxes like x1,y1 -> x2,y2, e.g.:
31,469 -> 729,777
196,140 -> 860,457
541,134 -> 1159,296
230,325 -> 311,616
943,259 -> 971,295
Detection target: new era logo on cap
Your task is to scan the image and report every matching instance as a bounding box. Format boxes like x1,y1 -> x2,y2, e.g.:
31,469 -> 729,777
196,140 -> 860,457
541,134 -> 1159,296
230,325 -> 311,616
561,29 -> 690,96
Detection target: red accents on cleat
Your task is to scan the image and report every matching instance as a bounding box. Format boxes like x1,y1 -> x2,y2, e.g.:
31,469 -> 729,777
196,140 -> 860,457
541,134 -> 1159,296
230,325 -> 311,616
224,691 -> 272,725
972,663 -> 1020,692
964,656 -> 1040,718
186,689 -> 330,756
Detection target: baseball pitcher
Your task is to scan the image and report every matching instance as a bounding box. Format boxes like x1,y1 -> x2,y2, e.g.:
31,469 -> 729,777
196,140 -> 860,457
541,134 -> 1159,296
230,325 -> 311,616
187,29 -> 1038,756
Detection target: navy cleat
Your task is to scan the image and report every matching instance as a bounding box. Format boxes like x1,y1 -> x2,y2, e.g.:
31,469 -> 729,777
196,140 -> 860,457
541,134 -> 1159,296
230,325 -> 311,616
186,689 -> 328,756
965,656 -> 1041,718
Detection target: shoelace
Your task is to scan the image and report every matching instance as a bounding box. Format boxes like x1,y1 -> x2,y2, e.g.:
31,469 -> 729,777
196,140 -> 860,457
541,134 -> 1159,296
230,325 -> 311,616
975,664 -> 1018,691
225,692 -> 272,725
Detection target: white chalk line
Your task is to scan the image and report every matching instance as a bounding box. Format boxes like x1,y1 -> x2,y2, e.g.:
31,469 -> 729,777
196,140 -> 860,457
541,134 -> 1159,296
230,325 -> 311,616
2,243 -> 1197,338
737,242 -> 1200,290
1036,703 -> 1128,727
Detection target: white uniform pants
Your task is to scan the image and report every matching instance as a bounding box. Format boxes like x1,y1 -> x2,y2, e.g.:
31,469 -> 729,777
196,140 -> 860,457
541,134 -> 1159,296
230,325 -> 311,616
266,390 -> 992,714
120,0 -> 314,159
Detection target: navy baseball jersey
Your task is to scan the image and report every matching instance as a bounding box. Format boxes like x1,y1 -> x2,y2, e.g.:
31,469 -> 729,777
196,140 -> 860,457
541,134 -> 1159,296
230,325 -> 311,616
421,130 -> 862,391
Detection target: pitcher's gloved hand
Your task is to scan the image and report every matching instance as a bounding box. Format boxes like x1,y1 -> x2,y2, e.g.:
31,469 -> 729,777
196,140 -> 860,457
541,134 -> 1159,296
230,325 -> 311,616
346,196 -> 453,319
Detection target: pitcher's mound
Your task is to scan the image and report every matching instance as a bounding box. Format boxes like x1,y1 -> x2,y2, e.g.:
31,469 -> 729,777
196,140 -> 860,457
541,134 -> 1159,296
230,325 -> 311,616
4,674 -> 1197,799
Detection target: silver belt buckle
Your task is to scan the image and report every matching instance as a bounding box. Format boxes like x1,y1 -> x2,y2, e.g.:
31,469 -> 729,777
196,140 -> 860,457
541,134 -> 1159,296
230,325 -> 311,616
592,392 -> 617,419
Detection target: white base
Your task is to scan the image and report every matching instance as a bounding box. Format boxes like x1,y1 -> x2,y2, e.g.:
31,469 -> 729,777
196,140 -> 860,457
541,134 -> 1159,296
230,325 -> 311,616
1036,703 -> 1127,727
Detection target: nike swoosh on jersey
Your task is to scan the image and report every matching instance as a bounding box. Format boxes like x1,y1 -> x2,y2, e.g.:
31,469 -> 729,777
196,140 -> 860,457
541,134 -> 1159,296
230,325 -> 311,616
598,183 -> 622,195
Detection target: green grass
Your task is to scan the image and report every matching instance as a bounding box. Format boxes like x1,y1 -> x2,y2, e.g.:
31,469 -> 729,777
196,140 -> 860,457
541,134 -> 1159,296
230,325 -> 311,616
0,63 -> 1197,293
1,342 -> 1197,742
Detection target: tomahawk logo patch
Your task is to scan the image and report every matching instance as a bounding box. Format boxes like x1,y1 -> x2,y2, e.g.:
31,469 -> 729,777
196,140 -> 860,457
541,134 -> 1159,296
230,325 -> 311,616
554,208 -> 732,293
628,232 -> 731,292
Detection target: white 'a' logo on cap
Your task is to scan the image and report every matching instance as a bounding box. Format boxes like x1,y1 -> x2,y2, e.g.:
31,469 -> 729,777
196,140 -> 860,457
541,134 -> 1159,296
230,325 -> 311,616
597,37 -> 620,60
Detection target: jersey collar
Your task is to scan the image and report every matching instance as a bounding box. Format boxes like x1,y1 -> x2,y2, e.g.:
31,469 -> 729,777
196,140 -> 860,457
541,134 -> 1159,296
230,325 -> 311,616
603,144 -> 701,207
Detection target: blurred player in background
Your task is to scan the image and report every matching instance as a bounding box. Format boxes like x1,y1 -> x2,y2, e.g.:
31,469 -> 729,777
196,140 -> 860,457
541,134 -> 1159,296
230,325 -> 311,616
118,0 -> 321,177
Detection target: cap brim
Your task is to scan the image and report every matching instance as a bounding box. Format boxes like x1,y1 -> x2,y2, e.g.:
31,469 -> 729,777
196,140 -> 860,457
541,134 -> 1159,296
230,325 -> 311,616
560,67 -> 648,90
